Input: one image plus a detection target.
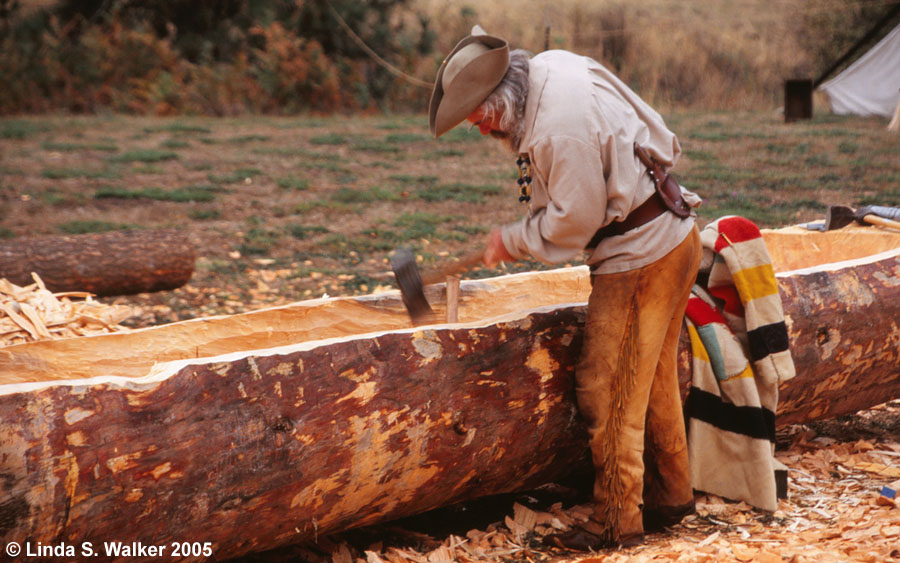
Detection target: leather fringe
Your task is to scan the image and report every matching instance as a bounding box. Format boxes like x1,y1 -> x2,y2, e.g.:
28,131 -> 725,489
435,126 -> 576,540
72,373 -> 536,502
593,291 -> 639,540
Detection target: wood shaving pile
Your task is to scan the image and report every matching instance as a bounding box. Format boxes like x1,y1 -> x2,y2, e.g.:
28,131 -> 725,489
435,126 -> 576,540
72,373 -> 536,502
0,273 -> 132,346
260,402 -> 900,563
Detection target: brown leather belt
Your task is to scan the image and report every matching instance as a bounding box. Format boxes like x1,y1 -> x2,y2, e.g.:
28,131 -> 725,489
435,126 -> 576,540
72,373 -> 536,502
585,191 -> 667,249
585,144 -> 691,250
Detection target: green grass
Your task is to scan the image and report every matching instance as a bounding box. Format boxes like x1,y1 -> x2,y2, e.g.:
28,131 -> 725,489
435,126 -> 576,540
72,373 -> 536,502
389,174 -> 439,185
837,141 -> 859,154
385,133 -> 431,143
855,188 -> 900,207
208,168 -> 263,184
41,167 -> 121,179
1,120 -> 51,139
310,133 -> 347,145
350,140 -> 401,153
393,211 -> 458,240
94,185 -> 219,202
688,131 -> 743,142
228,134 -> 271,143
330,186 -> 399,203
58,220 -> 139,234
684,149 -> 719,162
160,139 -> 190,149
417,182 -> 503,203
108,149 -> 179,163
188,209 -> 222,220
240,227 -> 282,256
425,148 -> 465,158
38,188 -> 69,205
276,177 -> 309,191
450,224 -> 488,236
41,141 -> 118,152
437,126 -> 484,143
143,123 -> 212,134
293,200 -> 351,215
288,224 -> 329,239
804,154 -> 834,167
319,232 -> 396,254
303,161 -> 351,173
0,227 -> 14,239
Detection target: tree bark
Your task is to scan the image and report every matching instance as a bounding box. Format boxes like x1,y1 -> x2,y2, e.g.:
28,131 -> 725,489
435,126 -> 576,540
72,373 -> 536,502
0,309 -> 590,560
0,230 -> 194,296
0,231 -> 898,560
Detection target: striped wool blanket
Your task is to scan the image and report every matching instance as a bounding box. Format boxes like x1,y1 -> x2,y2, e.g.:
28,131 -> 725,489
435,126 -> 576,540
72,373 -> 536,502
684,216 -> 796,511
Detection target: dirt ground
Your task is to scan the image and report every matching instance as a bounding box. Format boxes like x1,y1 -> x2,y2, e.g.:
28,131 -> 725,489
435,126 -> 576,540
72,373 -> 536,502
226,400 -> 900,563
2,113 -> 900,561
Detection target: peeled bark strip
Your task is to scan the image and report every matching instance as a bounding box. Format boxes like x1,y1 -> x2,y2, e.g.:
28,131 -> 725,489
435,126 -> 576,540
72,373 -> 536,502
0,230 -> 194,296
0,227 -> 897,560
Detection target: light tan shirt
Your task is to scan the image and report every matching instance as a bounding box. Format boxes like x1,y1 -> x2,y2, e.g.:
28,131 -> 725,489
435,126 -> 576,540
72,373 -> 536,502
500,50 -> 698,274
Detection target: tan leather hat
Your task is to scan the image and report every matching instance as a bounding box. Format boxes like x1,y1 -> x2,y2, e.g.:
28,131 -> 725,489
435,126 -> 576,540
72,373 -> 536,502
428,25 -> 510,138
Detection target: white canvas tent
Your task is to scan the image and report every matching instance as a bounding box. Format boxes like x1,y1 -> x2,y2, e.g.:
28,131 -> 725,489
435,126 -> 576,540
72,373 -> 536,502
818,23 -> 900,118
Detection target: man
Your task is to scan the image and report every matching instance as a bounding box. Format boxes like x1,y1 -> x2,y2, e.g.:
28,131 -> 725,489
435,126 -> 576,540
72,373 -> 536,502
428,26 -> 703,550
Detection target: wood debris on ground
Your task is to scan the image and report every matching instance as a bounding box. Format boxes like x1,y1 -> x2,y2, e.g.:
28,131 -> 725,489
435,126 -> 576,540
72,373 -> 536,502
251,402 -> 900,563
0,273 -> 132,346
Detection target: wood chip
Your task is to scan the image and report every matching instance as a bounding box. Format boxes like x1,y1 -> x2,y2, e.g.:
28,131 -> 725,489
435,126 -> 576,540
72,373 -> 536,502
0,273 -> 132,346
512,502 -> 538,531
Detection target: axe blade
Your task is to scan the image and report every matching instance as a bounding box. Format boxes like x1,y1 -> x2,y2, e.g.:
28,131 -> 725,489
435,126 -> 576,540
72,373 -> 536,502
390,248 -> 434,324
824,205 -> 856,231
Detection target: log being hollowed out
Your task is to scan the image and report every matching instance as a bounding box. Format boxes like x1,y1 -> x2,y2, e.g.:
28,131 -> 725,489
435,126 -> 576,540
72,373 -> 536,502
0,226 -> 899,560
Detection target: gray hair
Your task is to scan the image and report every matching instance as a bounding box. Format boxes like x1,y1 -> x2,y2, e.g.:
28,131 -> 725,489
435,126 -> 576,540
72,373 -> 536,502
480,49 -> 530,133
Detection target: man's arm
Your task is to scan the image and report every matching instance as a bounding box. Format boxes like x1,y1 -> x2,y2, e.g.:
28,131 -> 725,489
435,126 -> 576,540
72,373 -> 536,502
501,135 -> 612,264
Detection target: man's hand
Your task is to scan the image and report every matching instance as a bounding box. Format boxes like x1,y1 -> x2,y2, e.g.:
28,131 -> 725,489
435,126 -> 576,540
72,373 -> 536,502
483,229 -> 515,267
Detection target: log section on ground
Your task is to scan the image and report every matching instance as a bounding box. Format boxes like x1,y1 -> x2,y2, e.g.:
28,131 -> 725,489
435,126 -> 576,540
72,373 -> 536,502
0,226 -> 897,559
0,230 -> 194,296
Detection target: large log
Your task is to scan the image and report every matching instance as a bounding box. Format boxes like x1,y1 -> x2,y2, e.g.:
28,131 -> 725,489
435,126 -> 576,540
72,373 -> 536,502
0,226 -> 898,560
0,230 -> 194,296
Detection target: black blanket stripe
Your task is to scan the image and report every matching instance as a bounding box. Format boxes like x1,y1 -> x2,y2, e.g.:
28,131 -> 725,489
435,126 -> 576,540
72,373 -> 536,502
747,321 -> 790,362
685,387 -> 776,443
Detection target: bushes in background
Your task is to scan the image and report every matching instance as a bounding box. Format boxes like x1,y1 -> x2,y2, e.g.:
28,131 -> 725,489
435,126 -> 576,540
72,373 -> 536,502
2,0 -> 896,115
0,0 -> 434,115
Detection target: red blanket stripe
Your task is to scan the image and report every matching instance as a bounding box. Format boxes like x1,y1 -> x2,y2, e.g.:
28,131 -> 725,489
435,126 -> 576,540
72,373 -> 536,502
685,296 -> 729,327
713,216 -> 763,253
708,284 -> 745,317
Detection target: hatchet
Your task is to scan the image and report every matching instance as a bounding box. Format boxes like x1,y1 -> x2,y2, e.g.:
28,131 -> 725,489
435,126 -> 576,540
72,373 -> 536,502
390,248 -> 484,324
824,205 -> 900,231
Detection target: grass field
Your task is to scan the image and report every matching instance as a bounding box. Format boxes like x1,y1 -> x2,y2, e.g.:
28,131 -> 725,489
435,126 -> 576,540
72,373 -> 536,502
1,111 -> 898,325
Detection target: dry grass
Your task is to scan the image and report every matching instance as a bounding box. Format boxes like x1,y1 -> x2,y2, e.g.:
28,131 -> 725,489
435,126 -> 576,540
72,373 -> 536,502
414,0 -> 878,109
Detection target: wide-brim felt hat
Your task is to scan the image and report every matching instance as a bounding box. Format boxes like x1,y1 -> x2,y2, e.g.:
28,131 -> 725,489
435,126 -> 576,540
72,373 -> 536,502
428,25 -> 510,138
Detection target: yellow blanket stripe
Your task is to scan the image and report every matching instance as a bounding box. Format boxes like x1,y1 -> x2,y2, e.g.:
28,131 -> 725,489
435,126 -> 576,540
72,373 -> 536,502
730,263 -> 778,301
687,325 -> 710,363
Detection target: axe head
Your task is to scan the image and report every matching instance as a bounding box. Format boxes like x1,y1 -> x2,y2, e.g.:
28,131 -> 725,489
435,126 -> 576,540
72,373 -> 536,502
824,205 -> 857,231
390,248 -> 435,325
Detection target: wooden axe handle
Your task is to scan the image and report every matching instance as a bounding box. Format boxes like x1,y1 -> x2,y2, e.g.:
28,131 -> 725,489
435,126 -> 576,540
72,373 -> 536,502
862,214 -> 900,231
421,250 -> 484,286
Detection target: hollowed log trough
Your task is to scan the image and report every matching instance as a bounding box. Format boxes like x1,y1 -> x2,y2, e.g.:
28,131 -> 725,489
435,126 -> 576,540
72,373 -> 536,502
1,227 -> 899,560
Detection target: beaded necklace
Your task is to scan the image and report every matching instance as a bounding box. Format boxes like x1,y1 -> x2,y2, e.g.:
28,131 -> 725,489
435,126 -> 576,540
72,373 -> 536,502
516,154 -> 532,205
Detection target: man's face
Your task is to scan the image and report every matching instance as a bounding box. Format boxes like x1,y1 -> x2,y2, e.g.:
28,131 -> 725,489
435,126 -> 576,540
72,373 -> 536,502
467,108 -> 518,153
466,108 -> 503,136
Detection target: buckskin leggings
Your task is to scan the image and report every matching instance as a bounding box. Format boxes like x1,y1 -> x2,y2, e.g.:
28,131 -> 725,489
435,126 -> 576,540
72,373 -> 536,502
576,225 -> 701,541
